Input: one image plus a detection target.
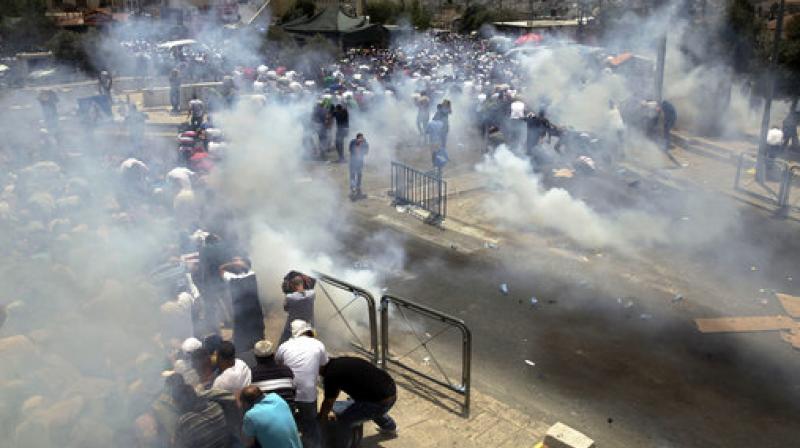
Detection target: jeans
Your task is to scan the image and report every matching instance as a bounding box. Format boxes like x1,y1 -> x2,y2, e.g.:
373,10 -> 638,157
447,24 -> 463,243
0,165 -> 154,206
335,128 -> 348,160
349,161 -> 363,193
333,398 -> 396,448
171,88 -> 180,112
296,401 -> 321,448
416,113 -> 429,135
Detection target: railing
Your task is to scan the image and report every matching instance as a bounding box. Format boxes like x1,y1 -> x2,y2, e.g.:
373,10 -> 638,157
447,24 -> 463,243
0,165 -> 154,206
734,151 -> 788,205
313,272 -> 380,365
778,165 -> 800,211
390,161 -> 447,225
380,294 -> 472,417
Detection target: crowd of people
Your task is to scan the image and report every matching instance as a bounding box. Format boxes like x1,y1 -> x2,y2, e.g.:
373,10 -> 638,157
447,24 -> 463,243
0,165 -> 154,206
14,22 -> 800,448
137,318 -> 397,448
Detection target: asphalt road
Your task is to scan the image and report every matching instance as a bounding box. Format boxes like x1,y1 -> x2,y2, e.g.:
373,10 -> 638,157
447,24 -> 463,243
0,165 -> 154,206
339,167 -> 800,447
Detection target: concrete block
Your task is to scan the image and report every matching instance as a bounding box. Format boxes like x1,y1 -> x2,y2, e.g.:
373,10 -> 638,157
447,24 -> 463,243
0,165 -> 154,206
543,422 -> 594,448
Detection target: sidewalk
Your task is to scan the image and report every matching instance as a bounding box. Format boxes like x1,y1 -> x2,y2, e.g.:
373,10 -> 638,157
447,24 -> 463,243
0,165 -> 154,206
652,129 -> 800,221
358,364 -> 548,447
251,285 -> 552,448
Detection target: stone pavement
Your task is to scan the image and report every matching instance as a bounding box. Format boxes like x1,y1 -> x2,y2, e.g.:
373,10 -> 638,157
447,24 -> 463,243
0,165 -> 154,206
357,365 -> 549,448
250,286 -> 553,448
651,129 -> 800,221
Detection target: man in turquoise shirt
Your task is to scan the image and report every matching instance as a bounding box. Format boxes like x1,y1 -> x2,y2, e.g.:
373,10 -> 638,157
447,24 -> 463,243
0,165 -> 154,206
240,386 -> 301,448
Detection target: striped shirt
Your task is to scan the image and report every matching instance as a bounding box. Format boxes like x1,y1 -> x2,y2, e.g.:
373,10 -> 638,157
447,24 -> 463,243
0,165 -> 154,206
175,399 -> 230,448
251,357 -> 296,404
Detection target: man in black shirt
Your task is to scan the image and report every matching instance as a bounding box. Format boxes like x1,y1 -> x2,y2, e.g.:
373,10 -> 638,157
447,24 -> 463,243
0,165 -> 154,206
249,339 -> 296,406
332,104 -> 349,163
318,356 -> 397,447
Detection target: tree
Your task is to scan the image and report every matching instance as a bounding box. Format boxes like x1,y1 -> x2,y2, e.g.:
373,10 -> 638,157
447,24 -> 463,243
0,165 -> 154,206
280,0 -> 316,24
721,0 -> 767,74
46,29 -> 106,74
366,0 -> 402,25
0,0 -> 55,55
776,15 -> 800,100
409,0 -> 432,30
457,4 -> 495,33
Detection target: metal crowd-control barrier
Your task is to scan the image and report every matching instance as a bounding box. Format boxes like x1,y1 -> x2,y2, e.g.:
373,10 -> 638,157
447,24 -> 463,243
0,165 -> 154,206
778,165 -> 800,210
734,151 -> 788,205
380,294 -> 472,417
313,272 -> 380,365
390,161 -> 447,225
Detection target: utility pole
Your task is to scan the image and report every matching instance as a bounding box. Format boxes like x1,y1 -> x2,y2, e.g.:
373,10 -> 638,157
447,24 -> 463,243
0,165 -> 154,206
655,34 -> 667,103
756,0 -> 786,182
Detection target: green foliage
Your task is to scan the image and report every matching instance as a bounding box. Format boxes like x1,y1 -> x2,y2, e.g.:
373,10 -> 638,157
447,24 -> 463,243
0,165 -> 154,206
722,0 -> 766,73
366,0 -> 402,25
363,0 -> 430,29
409,0 -> 432,30
46,29 -> 107,74
457,4 -> 495,33
281,0 -> 316,24
0,0 -> 48,19
0,0 -> 55,55
776,15 -> 800,97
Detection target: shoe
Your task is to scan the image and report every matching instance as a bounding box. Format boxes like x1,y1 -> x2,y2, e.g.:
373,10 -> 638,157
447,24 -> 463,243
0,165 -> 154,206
376,426 -> 397,436
336,158 -> 346,163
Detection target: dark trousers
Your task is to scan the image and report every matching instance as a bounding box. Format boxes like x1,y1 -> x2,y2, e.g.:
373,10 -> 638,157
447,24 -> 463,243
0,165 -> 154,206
296,401 -> 321,448
335,127 -> 348,160
332,398 -> 396,448
171,88 -> 180,112
191,115 -> 203,129
783,128 -> 798,149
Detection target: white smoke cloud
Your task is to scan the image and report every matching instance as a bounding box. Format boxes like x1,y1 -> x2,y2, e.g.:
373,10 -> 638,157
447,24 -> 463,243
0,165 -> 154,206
476,146 -> 670,252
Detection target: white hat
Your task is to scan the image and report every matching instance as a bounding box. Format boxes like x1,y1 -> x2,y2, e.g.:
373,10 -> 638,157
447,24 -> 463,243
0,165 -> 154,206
181,337 -> 202,354
253,340 -> 275,357
291,319 -> 314,338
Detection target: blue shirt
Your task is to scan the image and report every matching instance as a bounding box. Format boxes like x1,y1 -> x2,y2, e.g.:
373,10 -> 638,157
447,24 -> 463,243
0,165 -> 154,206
243,394 -> 302,448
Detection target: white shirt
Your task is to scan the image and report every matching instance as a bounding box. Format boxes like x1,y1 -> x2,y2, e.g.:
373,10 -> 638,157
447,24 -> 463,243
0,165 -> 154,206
119,158 -> 147,173
608,107 -> 625,131
160,292 -> 194,343
510,101 -> 525,119
767,128 -> 784,146
212,358 -> 251,392
167,167 -> 194,190
275,336 -> 328,403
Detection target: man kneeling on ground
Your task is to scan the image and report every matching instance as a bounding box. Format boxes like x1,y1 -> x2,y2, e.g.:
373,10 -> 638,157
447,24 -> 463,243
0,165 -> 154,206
318,356 -> 398,448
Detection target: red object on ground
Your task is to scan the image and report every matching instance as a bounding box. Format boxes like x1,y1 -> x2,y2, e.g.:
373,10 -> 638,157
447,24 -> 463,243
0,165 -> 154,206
514,33 -> 542,46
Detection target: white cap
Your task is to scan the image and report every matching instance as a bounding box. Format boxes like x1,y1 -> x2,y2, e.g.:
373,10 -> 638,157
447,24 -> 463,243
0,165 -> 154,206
181,337 -> 202,354
291,319 -> 314,338
253,340 -> 275,357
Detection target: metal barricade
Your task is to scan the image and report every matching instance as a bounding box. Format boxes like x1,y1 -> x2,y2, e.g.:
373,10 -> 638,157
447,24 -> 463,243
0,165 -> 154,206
313,272 -> 380,365
778,165 -> 800,211
734,151 -> 788,205
380,294 -> 472,417
390,161 -> 447,225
